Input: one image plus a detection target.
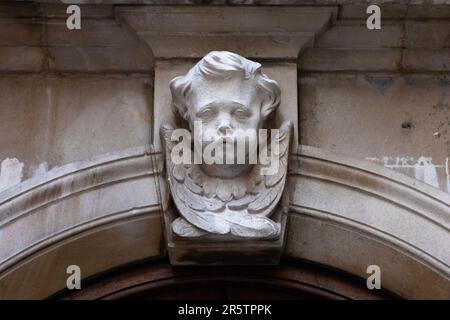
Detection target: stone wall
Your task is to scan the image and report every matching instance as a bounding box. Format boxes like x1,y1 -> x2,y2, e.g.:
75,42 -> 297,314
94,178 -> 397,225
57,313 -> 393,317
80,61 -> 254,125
0,1 -> 449,299
0,3 -> 153,192
0,1 -> 449,194
299,4 -> 450,193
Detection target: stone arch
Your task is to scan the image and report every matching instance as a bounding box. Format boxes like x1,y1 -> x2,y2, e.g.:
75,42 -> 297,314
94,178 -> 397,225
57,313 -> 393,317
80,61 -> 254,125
54,259 -> 393,300
0,145 -> 449,299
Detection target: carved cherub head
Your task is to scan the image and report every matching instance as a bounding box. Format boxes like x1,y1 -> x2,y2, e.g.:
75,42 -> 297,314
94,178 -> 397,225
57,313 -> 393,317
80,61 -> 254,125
162,51 -> 292,239
169,51 -> 281,177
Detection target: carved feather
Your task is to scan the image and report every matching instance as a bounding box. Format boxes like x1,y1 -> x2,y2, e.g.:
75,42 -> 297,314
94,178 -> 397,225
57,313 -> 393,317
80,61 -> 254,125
247,121 -> 292,216
161,120 -> 292,237
224,212 -> 280,238
172,217 -> 207,237
161,123 -> 227,234
227,194 -> 256,210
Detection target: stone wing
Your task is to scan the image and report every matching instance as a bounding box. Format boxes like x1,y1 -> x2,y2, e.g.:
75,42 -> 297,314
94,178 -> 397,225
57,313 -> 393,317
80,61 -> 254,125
160,122 -> 230,234
246,120 -> 292,216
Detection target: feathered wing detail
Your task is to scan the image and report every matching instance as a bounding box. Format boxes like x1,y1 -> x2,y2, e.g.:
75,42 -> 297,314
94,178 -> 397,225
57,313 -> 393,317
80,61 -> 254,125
224,211 -> 281,238
247,121 -> 292,216
161,122 -> 229,235
161,120 -> 292,238
172,217 -> 207,237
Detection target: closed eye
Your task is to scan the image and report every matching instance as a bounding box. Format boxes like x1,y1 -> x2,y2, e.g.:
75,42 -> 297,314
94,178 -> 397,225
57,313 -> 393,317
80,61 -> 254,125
233,108 -> 251,119
197,108 -> 216,120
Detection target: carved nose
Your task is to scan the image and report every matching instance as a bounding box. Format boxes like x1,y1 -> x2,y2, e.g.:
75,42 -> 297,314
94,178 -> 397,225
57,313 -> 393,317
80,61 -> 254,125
217,123 -> 232,135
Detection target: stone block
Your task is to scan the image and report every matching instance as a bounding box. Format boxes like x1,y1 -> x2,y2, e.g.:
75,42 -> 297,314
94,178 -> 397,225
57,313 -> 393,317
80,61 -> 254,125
408,4 -> 450,19
406,22 -> 450,47
403,49 -> 450,71
49,46 -> 153,72
47,20 -> 137,47
0,2 -> 39,18
0,20 -> 41,46
0,75 -> 153,182
300,48 -> 401,71
0,47 -> 43,72
298,73 -> 450,193
316,25 -> 403,48
339,4 -> 407,19
41,4 -> 114,18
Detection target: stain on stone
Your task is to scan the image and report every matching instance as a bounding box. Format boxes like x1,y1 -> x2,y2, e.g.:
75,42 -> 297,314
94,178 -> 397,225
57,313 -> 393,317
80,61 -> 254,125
365,75 -> 394,93
138,111 -> 151,123
437,75 -> 450,87
31,162 -> 49,178
401,121 -> 414,129
433,100 -> 449,111
0,158 -> 24,193
25,183 -> 63,208
403,76 -> 415,87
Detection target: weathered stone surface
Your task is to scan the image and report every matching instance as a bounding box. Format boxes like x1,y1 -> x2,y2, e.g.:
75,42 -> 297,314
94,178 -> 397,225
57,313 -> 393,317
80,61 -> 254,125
1,145 -> 449,298
316,25 -> 403,48
0,47 -> 44,72
407,4 -> 450,18
49,46 -> 152,72
339,4 -> 450,19
0,0 -> 449,300
0,75 -> 153,183
0,214 -> 163,299
136,34 -> 314,59
47,20 -> 137,46
0,146 -> 164,299
117,6 -> 336,33
0,21 -> 41,46
41,4 -> 114,18
287,146 -> 450,299
339,4 -> 408,19
116,6 -> 336,59
0,158 -> 23,193
403,49 -> 450,71
299,73 -> 450,192
300,48 -> 401,71
0,2 -> 40,18
406,22 -> 450,47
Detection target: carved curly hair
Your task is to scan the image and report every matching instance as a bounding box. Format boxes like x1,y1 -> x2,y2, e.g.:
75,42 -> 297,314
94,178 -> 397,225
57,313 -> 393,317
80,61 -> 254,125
169,51 -> 281,123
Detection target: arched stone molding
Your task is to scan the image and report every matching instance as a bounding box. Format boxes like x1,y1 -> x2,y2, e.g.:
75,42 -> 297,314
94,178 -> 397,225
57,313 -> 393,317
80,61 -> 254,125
56,260 -> 393,300
287,145 -> 450,299
0,145 -> 449,299
0,146 -> 165,299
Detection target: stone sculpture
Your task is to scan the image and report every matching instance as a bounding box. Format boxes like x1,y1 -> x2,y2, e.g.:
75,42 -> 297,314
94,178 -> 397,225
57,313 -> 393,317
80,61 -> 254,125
161,51 -> 292,241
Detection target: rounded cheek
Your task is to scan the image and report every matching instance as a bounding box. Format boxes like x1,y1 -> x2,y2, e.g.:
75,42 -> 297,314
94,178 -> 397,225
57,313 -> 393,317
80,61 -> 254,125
233,117 -> 259,131
200,125 -> 219,143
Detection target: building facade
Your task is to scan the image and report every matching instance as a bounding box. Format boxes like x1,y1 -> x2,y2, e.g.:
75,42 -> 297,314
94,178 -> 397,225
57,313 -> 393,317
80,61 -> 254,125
0,0 -> 449,299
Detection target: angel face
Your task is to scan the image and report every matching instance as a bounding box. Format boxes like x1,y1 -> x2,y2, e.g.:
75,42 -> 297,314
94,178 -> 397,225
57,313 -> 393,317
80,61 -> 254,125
188,76 -> 264,177
189,76 -> 263,142
169,51 -> 281,178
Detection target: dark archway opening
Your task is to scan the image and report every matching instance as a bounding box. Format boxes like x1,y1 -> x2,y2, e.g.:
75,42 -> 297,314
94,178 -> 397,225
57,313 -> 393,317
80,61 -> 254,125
54,258 -> 396,300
